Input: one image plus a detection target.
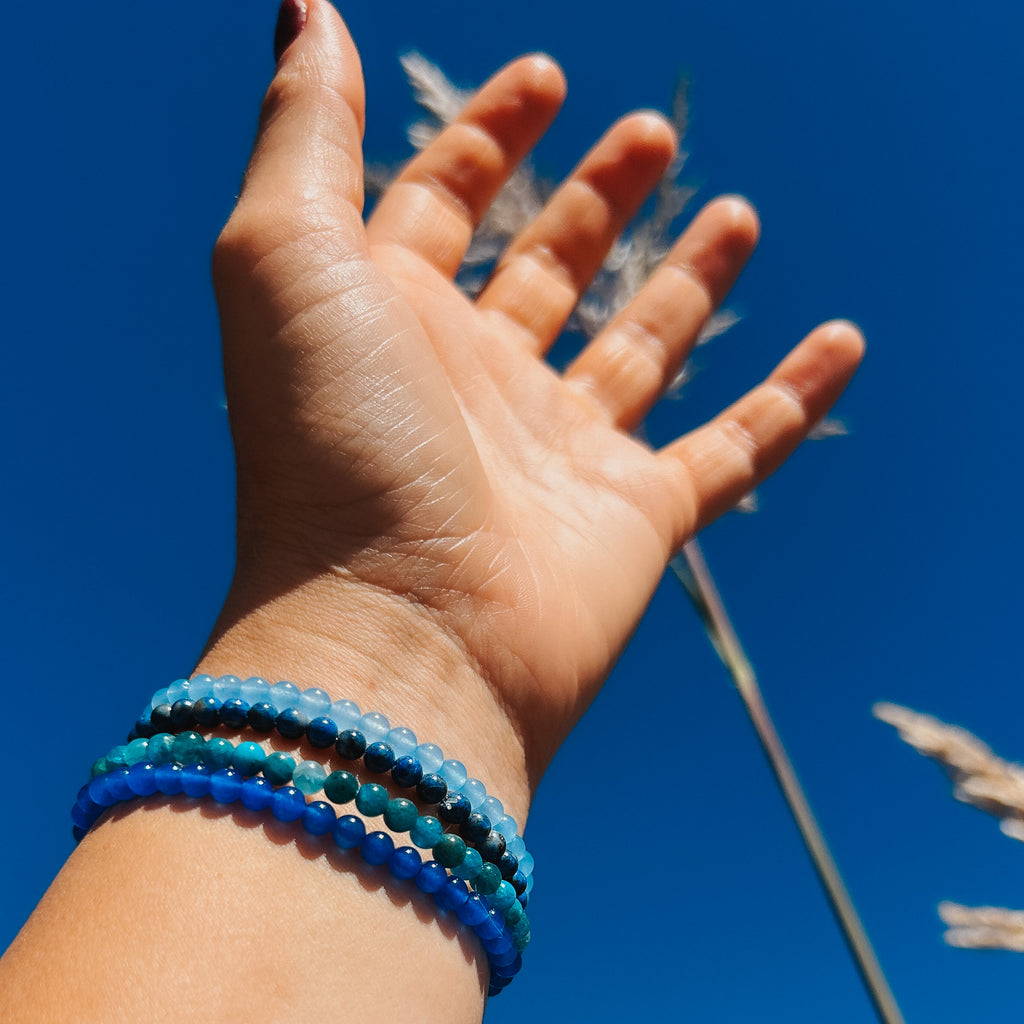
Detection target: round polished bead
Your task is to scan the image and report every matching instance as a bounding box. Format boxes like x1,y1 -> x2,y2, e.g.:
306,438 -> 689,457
131,712 -> 154,740
187,675 -> 215,700
439,759 -> 467,791
72,801 -> 99,831
193,696 -> 222,728
210,768 -> 243,803
150,703 -> 173,733
72,825 -> 88,843
506,835 -> 526,860
478,830 -> 507,863
490,880 -> 517,912
323,770 -> 359,805
334,730 -> 366,760
432,834 -> 467,869
503,897 -> 523,925
438,793 -> 472,825
358,712 -> 390,744
511,872 -> 527,896
494,815 -> 519,840
202,738 -> 235,771
471,862 -> 502,895
386,727 -> 418,758
106,746 -> 129,768
147,734 -> 176,766
169,699 -> 196,729
180,764 -> 212,798
476,908 -> 505,943
497,852 -> 519,880
241,676 -> 271,706
457,892 -> 490,926
298,687 -> 331,718
240,776 -> 274,811
90,756 -> 113,778
302,800 -> 337,836
87,774 -> 119,807
246,702 -> 277,732
391,756 -> 423,789
270,680 -> 300,708
232,741 -> 265,777
462,813 -> 492,844
213,675 -> 243,702
452,847 -> 484,880
414,743 -> 445,774
306,717 -> 339,749
361,830 -> 395,866
154,762 -> 184,795
275,708 -> 309,740
416,774 -> 447,804
262,752 -> 296,786
389,846 -> 422,881
292,761 -> 328,796
383,798 -> 418,832
410,815 -> 444,849
480,796 -> 504,824
460,778 -> 487,808
355,783 -> 389,817
124,738 -> 151,766
270,786 -> 306,822
524,872 -> 534,895
328,699 -> 360,731
149,688 -> 171,710
127,763 -> 159,797
219,698 -> 250,729
414,860 -> 448,894
166,678 -> 192,704
518,852 -> 535,876
436,877 -> 469,911
492,953 -> 523,978
332,814 -> 365,850
172,731 -> 206,765
363,742 -> 396,774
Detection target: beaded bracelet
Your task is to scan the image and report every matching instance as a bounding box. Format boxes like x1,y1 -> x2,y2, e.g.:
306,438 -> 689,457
71,762 -> 527,995
92,734 -> 531,910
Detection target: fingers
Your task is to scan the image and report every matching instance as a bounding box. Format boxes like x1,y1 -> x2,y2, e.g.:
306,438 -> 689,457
366,55 -> 566,278
660,321 -> 865,541
233,0 -> 367,237
475,113 -> 677,352
564,197 -> 759,428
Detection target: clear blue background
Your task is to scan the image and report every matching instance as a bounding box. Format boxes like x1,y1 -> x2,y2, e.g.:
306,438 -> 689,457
3,1 -> 1021,1019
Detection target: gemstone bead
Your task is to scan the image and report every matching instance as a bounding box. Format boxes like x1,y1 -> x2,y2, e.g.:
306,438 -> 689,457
476,908 -> 504,942
503,898 -> 523,925
328,699 -> 361,730
302,800 -> 337,836
169,699 -> 195,729
298,687 -> 331,718
127,763 -> 158,797
202,738 -> 235,770
460,777 -> 486,808
439,759 -> 467,791
414,860 -> 447,894
323,770 -> 359,805
246,702 -> 277,732
363,742 -> 396,774
150,704 -> 173,733
147,734 -> 176,766
358,712 -> 390,744
275,708 -> 309,739
507,835 -> 526,860
292,761 -> 328,796
457,892 -> 490,926
438,793 -> 472,825
124,738 -> 151,766
172,731 -> 206,765
383,798 -> 418,832
241,676 -> 271,706
270,680 -> 300,707
410,815 -> 444,849
210,768 -> 243,803
90,756 -> 113,778
154,763 -> 184,795
494,815 -> 518,840
388,846 -> 422,881
436,877 -> 469,911
478,830 -> 507,863
334,730 -> 367,760
480,796 -> 504,824
471,862 -> 502,895
180,764 -> 212,798
219,698 -> 250,729
388,756 -> 421,789
462,812 -> 492,844
332,814 -> 366,850
166,678 -> 192,704
213,675 -> 243,702
306,717 -> 339,748
193,697 -> 222,728
511,872 -> 527,896
414,743 -> 445,774
240,776 -> 274,811
432,834 -> 467,869
452,847 -> 484,880
232,741 -> 265,776
107,746 -> 129,768
517,852 -> 535,876
355,783 -> 389,817
361,830 -> 395,866
490,880 -> 517,911
416,774 -> 447,804
270,786 -> 306,822
131,712 -> 154,740
187,675 -> 215,700
262,751 -> 296,786
385,727 -> 417,757
149,688 -> 171,710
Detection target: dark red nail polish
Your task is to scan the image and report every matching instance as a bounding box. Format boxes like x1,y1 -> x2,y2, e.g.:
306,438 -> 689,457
274,0 -> 308,64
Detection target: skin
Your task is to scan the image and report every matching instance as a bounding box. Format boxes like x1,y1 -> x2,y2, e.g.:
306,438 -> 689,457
0,2 -> 863,1020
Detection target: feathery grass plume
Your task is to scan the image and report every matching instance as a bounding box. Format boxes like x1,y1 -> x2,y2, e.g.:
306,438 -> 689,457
874,702 -> 1024,951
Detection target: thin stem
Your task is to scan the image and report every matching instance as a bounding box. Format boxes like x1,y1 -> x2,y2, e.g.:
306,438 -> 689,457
671,539 -> 905,1024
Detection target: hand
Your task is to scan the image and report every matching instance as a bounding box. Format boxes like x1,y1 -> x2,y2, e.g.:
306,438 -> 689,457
204,0 -> 863,819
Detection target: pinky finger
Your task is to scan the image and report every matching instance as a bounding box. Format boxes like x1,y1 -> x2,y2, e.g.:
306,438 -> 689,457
660,321 -> 865,541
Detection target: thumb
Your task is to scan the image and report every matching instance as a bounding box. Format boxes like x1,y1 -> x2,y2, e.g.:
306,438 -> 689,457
238,0 -> 366,227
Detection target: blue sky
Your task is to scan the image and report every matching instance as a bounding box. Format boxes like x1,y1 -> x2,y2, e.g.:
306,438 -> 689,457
4,1 -> 1022,1019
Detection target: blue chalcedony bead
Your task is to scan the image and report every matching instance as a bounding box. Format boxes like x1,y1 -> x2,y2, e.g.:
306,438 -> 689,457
149,688 -> 171,710
494,815 -> 518,840
270,786 -> 306,822
262,752 -> 296,786
480,796 -> 504,823
298,687 -> 331,718
361,830 -> 394,866
166,678 -> 191,704
232,741 -> 265,777
334,730 -> 366,760
391,756 -> 423,788
329,699 -> 361,730
246,702 -> 276,732
180,764 -> 212,798
358,712 -> 390,744
409,815 -> 444,849
414,860 -> 448,894
202,738 -> 235,771
270,680 -> 300,707
388,846 -> 422,881
460,778 -> 486,808
363,742 -> 396,774
302,800 -> 336,836
332,814 -> 365,850
506,835 -> 526,860
241,676 -> 271,705
292,761 -> 327,796
439,759 -> 467,791
219,698 -> 250,729
210,768 -> 243,803
386,727 -> 417,757
188,675 -> 215,699
193,697 -> 222,727
213,675 -> 243,702
154,763 -> 184,794
275,708 -> 309,739
306,717 -> 339,748
414,743 -> 445,773
517,852 -> 535,876
240,776 -> 274,812
416,774 -> 447,804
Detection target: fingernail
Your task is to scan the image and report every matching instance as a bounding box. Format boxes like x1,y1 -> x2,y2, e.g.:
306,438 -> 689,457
274,0 -> 308,64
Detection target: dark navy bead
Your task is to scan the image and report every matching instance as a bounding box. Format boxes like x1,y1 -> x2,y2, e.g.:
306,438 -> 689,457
302,800 -> 337,836
180,764 -> 212,798
388,846 -> 423,881
491,953 -> 523,979
518,893 -> 529,910
193,697 -> 223,728
363,742 -> 396,774
416,773 -> 447,804
240,776 -> 274,812
438,792 -> 472,825
169,699 -> 196,729
391,756 -> 423,788
332,814 -> 366,850
334,729 -> 367,760
154,762 -> 184,795
461,812 -> 492,844
511,871 -> 527,896
478,830 -> 507,863
457,892 -> 490,927
72,825 -> 88,843
270,785 -> 306,822
219,698 -> 250,729
498,851 -> 519,880
276,707 -> 310,740
131,711 -> 155,740
150,703 -> 174,733
246,701 -> 277,732
436,877 -> 469,911
361,830 -> 395,866
209,768 -> 243,803
414,860 -> 448,894
306,716 -> 339,748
